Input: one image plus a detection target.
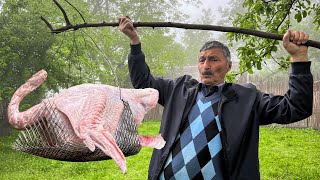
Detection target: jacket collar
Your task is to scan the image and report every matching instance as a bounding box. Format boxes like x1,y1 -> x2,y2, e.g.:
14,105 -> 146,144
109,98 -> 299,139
183,78 -> 199,90
222,83 -> 238,100
184,79 -> 238,100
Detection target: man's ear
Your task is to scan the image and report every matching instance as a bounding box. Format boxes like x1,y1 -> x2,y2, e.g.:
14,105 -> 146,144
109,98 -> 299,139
228,62 -> 232,70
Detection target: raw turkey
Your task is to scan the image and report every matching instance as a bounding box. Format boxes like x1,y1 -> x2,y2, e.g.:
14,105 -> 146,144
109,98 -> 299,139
7,69 -> 165,173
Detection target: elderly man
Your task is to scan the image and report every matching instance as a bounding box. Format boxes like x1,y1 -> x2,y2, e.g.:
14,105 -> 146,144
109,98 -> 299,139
118,16 -> 313,180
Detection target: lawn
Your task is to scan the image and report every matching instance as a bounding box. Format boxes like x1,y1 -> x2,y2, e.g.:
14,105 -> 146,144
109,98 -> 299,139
0,121 -> 319,179
259,126 -> 320,179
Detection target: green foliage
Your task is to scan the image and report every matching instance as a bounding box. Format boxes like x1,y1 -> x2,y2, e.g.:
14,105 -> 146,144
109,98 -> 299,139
84,0 -> 197,86
45,0 -> 198,87
0,0 -> 107,117
0,0 -> 195,124
0,0 -> 55,105
225,71 -> 237,82
222,0 -> 320,77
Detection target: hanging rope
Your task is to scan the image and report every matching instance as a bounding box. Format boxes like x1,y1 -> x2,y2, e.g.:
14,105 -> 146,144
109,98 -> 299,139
81,32 -> 96,83
80,29 -> 122,100
73,31 -> 82,84
45,32 -> 67,70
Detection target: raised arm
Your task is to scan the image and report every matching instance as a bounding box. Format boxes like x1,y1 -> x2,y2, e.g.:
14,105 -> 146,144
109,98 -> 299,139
258,30 -> 313,125
118,16 -> 140,45
119,16 -> 174,106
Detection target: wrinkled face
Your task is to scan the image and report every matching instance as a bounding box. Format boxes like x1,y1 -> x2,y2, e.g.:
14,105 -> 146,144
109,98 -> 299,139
198,48 -> 231,87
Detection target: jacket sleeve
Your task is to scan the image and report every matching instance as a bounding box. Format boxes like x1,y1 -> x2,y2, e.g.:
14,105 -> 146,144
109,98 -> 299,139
128,43 -> 173,106
257,62 -> 313,125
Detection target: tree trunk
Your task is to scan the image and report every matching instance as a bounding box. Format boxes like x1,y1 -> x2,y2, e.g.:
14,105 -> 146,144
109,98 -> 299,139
0,101 -> 13,136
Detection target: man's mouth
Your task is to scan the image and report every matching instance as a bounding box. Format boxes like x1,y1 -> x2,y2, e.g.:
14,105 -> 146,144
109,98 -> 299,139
202,70 -> 213,76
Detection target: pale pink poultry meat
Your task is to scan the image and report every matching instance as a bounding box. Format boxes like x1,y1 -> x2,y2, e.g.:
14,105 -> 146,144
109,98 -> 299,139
7,69 -> 165,173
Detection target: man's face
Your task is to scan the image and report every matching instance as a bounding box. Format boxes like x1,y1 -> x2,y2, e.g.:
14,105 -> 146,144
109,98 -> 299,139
198,48 -> 231,86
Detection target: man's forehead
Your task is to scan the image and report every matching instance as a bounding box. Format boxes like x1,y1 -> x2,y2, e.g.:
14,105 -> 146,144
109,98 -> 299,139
199,48 -> 224,56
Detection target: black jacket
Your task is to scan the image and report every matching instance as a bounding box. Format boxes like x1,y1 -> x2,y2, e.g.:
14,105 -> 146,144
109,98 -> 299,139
128,44 -> 313,180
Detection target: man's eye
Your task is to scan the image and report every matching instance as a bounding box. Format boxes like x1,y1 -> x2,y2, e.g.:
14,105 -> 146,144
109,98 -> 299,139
199,58 -> 205,62
209,57 -> 217,61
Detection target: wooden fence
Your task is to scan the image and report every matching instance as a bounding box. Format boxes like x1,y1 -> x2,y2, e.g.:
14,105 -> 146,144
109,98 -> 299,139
144,71 -> 320,129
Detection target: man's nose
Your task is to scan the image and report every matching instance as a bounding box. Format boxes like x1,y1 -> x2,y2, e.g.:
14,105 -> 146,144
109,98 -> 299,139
203,60 -> 211,69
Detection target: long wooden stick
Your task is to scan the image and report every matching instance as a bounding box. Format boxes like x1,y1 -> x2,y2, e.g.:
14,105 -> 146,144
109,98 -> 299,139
41,0 -> 320,49
40,17 -> 320,49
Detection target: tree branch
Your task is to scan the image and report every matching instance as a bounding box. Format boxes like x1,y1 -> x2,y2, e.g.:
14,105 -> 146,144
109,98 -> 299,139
63,0 -> 86,23
273,0 -> 296,31
41,0 -> 320,49
40,18 -> 320,49
53,0 -> 71,26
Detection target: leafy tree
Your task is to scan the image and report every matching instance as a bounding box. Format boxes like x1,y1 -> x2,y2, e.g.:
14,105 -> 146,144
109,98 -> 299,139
0,0 -> 102,134
0,0 -> 54,134
0,0 -> 200,135
0,0 -> 106,100
77,0 -> 201,86
0,0 -> 54,107
219,0 -> 320,77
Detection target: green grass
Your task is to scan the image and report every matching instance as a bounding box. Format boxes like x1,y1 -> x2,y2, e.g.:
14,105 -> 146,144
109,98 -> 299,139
0,122 -> 319,179
259,127 -> 320,179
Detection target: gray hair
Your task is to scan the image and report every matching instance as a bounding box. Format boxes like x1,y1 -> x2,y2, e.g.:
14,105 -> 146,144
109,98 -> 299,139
200,41 -> 231,63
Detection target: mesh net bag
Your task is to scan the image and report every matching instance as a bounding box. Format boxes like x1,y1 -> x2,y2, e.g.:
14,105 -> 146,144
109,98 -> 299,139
13,99 -> 141,161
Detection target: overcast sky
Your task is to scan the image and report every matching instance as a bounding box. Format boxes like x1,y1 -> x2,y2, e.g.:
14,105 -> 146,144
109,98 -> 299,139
180,0 -> 229,22
177,0 -> 231,40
